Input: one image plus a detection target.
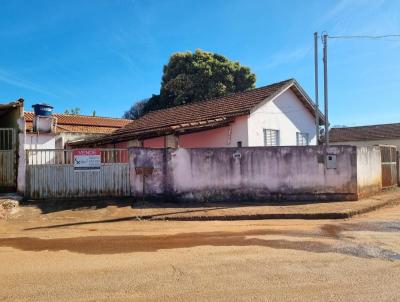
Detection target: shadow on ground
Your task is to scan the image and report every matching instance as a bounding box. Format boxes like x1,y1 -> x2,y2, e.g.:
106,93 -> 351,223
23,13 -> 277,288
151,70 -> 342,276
21,198 -> 337,215
24,206 -> 232,230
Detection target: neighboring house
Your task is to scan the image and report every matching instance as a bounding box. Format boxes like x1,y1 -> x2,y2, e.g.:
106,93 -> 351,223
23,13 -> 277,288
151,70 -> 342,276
330,123 -> 400,149
70,78 -> 324,149
24,111 -> 131,150
0,100 -> 24,192
0,99 -> 131,193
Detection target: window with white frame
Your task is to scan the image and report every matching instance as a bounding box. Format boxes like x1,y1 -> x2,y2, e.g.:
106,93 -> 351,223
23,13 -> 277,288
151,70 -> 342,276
296,132 -> 309,146
263,129 -> 280,146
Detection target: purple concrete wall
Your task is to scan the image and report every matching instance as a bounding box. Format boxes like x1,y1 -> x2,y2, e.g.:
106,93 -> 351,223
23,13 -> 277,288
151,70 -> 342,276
129,146 -> 376,202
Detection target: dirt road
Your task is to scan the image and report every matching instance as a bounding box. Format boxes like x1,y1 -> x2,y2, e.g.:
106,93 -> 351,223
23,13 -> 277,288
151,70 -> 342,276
1,203 -> 400,301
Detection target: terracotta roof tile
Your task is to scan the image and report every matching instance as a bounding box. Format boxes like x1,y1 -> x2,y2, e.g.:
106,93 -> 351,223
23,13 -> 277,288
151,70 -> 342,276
71,78 -> 321,146
114,79 -> 294,136
24,112 -> 130,127
24,112 -> 131,134
330,123 -> 400,142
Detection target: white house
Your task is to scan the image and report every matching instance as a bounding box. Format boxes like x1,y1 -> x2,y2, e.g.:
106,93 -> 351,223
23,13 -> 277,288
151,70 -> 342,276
70,78 -> 324,149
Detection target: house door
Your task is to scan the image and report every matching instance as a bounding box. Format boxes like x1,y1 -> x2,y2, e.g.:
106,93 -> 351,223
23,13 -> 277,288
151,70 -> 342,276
0,128 -> 16,191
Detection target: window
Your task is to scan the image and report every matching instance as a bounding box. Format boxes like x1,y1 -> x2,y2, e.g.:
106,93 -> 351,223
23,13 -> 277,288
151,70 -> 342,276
296,132 -> 309,146
263,129 -> 280,146
237,141 -> 242,147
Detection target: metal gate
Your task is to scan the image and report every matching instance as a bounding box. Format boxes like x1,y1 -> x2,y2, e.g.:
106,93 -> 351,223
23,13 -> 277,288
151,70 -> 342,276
380,145 -> 398,189
0,128 -> 16,190
25,149 -> 131,199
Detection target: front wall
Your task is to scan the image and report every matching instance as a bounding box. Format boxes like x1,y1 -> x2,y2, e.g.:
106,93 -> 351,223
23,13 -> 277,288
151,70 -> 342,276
129,146 -> 361,202
356,146 -> 382,197
130,148 -> 166,197
248,89 -> 317,146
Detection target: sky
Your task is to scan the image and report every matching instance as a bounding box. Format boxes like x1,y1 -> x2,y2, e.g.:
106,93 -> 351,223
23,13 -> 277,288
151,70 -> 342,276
0,0 -> 399,126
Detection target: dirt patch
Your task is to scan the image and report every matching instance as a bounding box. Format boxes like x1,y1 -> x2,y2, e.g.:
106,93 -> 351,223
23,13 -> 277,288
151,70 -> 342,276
1,229 -> 399,260
320,224 -> 344,238
0,231 -> 330,254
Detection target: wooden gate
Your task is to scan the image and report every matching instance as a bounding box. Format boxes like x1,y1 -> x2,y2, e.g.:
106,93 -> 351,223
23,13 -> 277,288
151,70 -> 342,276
380,145 -> 398,189
25,149 -> 131,199
0,128 -> 16,190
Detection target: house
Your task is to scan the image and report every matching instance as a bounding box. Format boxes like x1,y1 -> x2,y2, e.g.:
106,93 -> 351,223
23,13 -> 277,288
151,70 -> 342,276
330,123 -> 400,149
24,111 -> 131,150
70,79 -> 324,149
0,99 -> 130,193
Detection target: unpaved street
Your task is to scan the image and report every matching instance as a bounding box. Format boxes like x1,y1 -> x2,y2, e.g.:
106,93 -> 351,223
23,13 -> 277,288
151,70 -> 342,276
1,203 -> 400,301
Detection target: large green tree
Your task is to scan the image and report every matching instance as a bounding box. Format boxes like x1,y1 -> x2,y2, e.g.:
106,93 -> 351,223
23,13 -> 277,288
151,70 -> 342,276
124,49 -> 256,119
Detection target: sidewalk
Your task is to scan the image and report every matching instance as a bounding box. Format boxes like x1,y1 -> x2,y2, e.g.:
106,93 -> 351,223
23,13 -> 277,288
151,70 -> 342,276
143,189 -> 400,221
12,188 -> 400,224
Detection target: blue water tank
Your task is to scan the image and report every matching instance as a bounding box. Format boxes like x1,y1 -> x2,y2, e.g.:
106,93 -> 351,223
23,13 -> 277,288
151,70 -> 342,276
32,103 -> 53,116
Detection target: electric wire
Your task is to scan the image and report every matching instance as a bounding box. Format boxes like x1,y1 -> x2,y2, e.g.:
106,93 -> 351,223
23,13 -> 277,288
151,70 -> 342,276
328,34 -> 400,40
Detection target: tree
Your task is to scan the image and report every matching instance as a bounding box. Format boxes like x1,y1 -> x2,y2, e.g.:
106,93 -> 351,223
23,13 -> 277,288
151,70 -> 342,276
159,50 -> 256,107
124,49 -> 256,118
123,99 -> 148,120
64,108 -> 81,115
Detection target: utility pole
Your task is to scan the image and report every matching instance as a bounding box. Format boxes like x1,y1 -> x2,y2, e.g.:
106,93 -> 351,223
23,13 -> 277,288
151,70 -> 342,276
314,32 -> 319,145
322,33 -> 329,146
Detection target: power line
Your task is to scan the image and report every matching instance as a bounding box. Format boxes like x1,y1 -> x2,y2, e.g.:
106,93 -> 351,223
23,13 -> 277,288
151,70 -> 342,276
328,34 -> 400,40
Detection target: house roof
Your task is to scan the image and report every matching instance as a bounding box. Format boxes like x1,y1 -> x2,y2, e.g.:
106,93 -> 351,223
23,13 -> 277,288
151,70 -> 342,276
70,78 -> 323,146
330,123 -> 400,142
24,112 -> 131,134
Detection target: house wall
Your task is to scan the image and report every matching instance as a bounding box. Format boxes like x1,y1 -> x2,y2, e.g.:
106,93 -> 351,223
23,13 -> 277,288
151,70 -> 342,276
137,116 -> 249,149
0,104 -> 25,193
178,116 -> 248,148
129,146 -> 381,203
25,133 -> 57,150
143,136 -> 165,148
17,116 -> 25,193
332,139 -> 400,150
60,132 -> 104,147
248,89 -> 317,146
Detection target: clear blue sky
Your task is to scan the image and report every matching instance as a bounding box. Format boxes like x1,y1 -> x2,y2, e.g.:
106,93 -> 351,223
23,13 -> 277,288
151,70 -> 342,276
1,0 -> 399,126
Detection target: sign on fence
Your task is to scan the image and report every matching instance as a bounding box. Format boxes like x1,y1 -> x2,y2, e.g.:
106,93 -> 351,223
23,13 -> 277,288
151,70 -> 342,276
73,149 -> 101,171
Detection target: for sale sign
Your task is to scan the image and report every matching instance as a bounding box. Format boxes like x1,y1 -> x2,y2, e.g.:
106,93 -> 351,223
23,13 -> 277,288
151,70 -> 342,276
73,149 -> 101,171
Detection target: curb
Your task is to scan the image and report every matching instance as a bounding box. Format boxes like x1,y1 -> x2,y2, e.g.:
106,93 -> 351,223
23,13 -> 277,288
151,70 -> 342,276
149,198 -> 400,221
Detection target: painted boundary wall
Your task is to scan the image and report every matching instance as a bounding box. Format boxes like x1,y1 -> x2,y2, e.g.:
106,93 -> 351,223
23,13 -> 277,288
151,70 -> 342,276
129,146 -> 382,202
356,146 -> 382,198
